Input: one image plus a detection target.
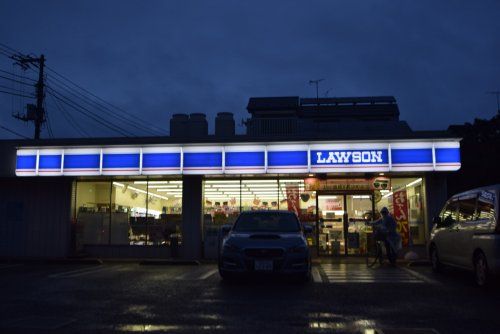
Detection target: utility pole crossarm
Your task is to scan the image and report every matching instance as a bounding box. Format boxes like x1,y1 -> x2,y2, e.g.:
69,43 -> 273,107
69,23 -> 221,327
11,53 -> 46,139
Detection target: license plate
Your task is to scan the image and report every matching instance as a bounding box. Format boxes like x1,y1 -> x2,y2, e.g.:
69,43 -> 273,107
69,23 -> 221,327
254,260 -> 273,271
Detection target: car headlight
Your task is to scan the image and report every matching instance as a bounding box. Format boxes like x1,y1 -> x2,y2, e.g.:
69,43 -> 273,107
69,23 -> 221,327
222,243 -> 240,253
288,245 -> 307,253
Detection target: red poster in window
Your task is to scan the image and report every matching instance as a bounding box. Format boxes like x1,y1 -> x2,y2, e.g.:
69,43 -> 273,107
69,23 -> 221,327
285,184 -> 300,216
392,189 -> 410,247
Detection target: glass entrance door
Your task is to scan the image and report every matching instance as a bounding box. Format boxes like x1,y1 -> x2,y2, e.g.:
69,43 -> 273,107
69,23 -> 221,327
346,194 -> 373,255
317,195 -> 346,256
317,193 -> 373,256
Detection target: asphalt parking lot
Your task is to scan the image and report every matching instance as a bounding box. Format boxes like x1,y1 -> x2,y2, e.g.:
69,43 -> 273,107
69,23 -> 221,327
0,260 -> 498,334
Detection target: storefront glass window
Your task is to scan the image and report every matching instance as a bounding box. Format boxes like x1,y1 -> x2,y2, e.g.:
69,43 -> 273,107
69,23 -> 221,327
75,182 -> 112,246
203,180 -> 241,226
242,179 -> 279,211
75,180 -> 182,247
375,177 -> 427,246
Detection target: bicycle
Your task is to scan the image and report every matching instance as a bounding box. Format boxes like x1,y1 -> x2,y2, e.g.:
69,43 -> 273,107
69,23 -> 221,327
366,237 -> 385,267
365,222 -> 387,267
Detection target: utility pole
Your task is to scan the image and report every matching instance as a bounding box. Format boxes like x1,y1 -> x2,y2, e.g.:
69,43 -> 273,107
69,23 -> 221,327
11,53 -> 46,139
486,91 -> 500,115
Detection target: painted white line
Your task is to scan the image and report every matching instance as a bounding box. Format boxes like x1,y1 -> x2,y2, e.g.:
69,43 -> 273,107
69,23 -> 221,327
400,267 -> 442,286
311,267 -> 322,283
49,266 -> 119,278
49,266 -> 103,278
63,266 -> 121,278
198,269 -> 218,280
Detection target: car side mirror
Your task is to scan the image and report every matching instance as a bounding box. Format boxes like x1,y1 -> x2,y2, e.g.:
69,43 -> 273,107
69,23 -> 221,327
221,224 -> 232,235
304,225 -> 313,234
432,216 -> 443,228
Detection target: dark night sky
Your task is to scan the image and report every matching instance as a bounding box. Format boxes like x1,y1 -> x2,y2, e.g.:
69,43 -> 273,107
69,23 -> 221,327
0,0 -> 499,139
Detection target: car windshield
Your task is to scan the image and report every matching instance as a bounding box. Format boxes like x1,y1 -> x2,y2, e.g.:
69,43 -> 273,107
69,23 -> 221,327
233,212 -> 301,232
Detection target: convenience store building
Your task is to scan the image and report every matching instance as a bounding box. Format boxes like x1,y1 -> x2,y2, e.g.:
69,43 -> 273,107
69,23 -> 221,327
0,96 -> 461,259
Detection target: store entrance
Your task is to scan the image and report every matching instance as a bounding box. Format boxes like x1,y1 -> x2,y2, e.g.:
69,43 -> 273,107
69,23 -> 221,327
317,192 -> 374,256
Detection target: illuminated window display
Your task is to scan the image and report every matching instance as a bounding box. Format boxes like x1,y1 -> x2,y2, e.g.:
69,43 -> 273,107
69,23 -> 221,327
375,177 -> 426,246
75,180 -> 182,247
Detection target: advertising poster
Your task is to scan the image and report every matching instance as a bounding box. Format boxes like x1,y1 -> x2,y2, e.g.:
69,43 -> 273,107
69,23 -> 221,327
393,189 -> 410,247
285,184 -> 300,216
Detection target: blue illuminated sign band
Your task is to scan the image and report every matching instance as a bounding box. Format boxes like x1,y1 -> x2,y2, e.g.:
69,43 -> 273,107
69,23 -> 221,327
268,151 -> 308,167
391,149 -> 433,165
16,155 -> 36,170
184,152 -> 222,169
435,148 -> 460,164
225,152 -> 264,167
64,154 -> 100,169
39,155 -> 62,170
142,153 -> 181,169
15,140 -> 461,176
102,154 -> 140,169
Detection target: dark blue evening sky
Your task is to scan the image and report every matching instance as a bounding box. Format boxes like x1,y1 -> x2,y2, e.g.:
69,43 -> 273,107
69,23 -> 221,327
0,0 -> 499,138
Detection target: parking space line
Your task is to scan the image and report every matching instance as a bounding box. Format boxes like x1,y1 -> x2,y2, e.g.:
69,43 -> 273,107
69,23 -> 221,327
311,267 -> 322,283
320,264 -> 427,284
198,269 -> 218,280
49,265 -> 121,278
400,267 -> 442,286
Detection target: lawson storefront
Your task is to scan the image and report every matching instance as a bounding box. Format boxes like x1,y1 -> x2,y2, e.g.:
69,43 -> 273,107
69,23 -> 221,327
3,138 -> 460,259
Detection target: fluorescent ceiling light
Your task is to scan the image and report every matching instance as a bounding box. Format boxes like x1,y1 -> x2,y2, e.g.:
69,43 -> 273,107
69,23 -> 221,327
244,184 -> 279,188
406,178 -> 422,188
114,182 -> 168,200
382,191 -> 393,199
242,180 -> 277,184
148,185 -> 180,188
205,180 -> 240,184
208,185 -> 241,188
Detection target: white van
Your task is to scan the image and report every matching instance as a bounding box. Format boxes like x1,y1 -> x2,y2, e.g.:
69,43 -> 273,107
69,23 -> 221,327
429,184 -> 499,286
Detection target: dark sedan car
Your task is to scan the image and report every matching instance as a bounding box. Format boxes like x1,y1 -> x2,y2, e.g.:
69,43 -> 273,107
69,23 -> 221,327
218,210 -> 312,281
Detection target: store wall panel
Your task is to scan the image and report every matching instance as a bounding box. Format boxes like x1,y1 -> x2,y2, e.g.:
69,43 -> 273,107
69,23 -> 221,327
0,178 -> 72,258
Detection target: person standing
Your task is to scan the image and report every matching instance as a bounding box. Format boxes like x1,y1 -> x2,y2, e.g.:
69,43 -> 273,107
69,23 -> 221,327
372,207 -> 402,265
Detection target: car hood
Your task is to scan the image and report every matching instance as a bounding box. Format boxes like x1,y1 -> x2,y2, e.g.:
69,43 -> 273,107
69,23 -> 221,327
224,232 -> 306,248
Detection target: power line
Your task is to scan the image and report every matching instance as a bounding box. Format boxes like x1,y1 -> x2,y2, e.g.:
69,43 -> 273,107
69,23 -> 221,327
0,124 -> 29,139
0,68 -> 37,82
0,42 -> 20,54
0,74 -> 34,86
46,88 -> 134,136
49,93 -> 89,137
0,83 -> 34,94
46,78 -> 163,136
0,89 -> 35,99
45,66 -> 167,135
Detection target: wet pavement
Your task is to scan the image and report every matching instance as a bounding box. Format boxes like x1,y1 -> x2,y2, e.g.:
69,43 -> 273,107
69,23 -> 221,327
0,260 -> 498,333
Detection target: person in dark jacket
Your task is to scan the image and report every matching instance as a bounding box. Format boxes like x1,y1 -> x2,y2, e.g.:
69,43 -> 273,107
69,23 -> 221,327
371,207 -> 401,265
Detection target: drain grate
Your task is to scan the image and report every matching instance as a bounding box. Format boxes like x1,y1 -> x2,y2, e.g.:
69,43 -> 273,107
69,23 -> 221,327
2,316 -> 76,330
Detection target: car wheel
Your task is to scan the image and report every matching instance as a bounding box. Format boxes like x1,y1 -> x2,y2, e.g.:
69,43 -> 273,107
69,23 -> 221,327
430,245 -> 442,273
474,252 -> 489,287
